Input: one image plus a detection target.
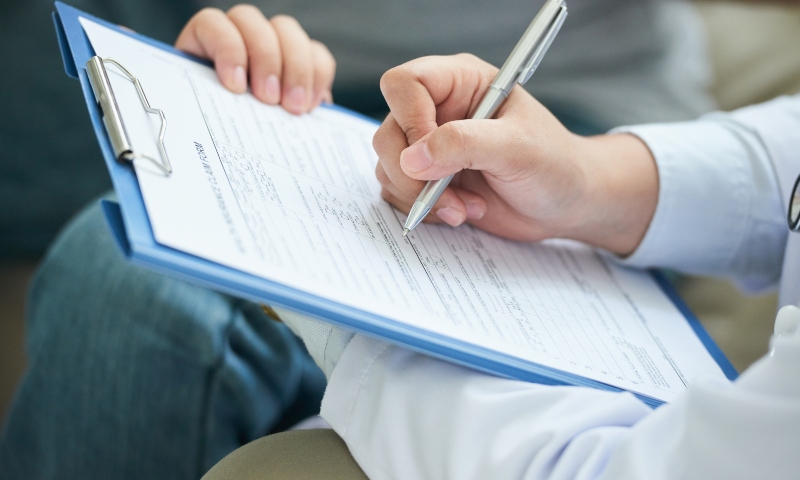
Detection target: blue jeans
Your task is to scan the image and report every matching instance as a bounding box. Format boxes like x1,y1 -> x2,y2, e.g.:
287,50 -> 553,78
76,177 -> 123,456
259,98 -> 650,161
0,197 -> 326,479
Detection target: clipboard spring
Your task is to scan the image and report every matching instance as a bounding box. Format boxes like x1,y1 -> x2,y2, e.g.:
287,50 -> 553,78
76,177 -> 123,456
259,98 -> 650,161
86,56 -> 172,175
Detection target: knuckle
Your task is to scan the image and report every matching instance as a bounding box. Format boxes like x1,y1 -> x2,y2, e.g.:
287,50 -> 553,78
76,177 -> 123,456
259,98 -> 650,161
372,131 -> 387,156
398,112 -> 435,144
404,124 -> 430,144
435,123 -> 472,168
457,52 -> 490,70
380,188 -> 395,205
191,7 -> 226,30
454,53 -> 497,79
379,65 -> 409,97
374,163 -> 391,187
372,117 -> 397,155
312,41 -> 336,69
270,14 -> 301,29
227,4 -> 260,19
372,134 -> 398,161
454,52 -> 478,64
196,7 -> 224,21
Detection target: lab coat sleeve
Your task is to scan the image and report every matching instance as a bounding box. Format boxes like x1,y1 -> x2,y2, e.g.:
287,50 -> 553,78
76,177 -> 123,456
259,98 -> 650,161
613,95 -> 800,292
320,329 -> 800,480
319,96 -> 800,479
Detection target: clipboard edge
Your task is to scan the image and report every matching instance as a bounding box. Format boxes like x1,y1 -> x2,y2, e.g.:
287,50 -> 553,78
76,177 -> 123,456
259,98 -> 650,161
101,199 -> 133,258
56,1 -> 690,409
53,9 -> 78,79
651,270 -> 740,381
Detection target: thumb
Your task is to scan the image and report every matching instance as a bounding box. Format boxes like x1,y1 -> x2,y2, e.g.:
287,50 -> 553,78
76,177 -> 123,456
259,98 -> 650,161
400,118 -> 513,181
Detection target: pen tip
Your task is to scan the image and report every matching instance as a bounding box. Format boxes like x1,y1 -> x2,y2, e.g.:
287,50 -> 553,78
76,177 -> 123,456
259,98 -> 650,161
402,229 -> 409,237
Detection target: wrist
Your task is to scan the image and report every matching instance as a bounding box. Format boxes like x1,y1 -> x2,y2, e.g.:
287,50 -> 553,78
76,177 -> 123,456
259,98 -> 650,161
567,133 -> 659,256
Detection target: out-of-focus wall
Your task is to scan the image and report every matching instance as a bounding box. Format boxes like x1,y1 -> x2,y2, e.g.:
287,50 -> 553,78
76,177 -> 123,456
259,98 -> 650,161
0,0 -> 196,258
678,2 -> 800,373
699,2 -> 800,110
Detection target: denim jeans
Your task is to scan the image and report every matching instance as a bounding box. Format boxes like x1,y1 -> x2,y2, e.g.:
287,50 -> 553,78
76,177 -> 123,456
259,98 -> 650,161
0,106 -> 604,479
0,197 -> 326,479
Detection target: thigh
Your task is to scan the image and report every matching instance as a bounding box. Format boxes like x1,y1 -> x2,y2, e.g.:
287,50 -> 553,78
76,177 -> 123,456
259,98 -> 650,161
0,196 -> 325,479
202,429 -> 368,480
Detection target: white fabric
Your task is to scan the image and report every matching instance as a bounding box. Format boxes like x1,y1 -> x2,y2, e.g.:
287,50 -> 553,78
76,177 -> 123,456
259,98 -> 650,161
273,306 -> 354,379
613,98 -> 800,292
317,95 -> 800,479
774,305 -> 800,337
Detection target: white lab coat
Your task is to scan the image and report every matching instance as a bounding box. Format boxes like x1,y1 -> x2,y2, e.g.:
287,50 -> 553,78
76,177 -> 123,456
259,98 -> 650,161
318,95 -> 800,479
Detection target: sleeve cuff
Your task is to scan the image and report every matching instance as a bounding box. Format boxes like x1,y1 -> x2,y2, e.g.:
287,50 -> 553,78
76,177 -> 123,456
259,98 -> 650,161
610,120 -> 754,276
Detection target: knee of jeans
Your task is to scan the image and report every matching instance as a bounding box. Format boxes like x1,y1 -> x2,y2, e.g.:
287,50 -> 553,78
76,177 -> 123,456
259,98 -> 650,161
25,198 -> 268,367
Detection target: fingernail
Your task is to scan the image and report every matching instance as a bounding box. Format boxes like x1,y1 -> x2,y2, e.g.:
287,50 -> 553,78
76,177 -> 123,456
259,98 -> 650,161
436,207 -> 464,226
232,66 -> 247,92
286,86 -> 307,113
401,142 -> 432,173
465,201 -> 485,220
264,75 -> 280,104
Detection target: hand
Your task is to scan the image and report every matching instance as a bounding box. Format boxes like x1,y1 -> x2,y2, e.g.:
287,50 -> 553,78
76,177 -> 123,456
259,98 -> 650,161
373,54 -> 658,256
175,5 -> 335,114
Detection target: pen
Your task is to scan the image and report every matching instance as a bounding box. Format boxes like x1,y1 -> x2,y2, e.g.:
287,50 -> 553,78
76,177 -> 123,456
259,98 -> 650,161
402,0 -> 567,237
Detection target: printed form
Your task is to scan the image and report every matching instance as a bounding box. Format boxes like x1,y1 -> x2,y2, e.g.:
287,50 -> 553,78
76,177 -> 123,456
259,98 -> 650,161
80,18 -> 728,403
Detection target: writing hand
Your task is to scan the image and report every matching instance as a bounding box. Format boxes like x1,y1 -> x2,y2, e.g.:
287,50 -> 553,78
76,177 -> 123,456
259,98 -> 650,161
374,54 -> 658,256
175,5 -> 335,114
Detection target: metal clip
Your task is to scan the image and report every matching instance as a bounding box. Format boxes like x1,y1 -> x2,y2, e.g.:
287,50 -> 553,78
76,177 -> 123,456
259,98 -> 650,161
518,4 -> 568,86
85,56 -> 172,175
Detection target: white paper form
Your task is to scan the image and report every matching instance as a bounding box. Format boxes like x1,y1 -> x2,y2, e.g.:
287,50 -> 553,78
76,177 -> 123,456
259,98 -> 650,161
80,18 -> 729,403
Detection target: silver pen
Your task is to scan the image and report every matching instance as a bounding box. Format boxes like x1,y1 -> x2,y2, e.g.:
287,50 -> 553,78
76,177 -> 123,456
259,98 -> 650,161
402,0 -> 568,237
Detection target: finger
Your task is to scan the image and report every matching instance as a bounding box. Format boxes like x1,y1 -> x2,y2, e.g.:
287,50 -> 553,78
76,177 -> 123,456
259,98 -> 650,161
425,184 -> 476,227
385,183 -> 476,228
400,112 -> 521,182
374,113 -> 476,226
270,15 -> 314,114
226,5 -> 282,104
373,114 -> 424,203
310,40 -> 336,108
176,8 -> 248,93
379,186 -> 412,214
379,54 -> 496,144
375,161 -> 417,211
380,188 -> 447,226
378,159 -> 471,228
449,185 -> 487,220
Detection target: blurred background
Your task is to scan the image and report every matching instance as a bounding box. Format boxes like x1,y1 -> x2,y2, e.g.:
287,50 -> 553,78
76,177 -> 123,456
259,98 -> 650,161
2,0 -> 800,423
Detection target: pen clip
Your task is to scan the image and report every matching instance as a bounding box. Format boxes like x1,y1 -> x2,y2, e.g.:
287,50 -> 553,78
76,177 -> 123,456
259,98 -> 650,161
518,5 -> 567,86
85,56 -> 172,176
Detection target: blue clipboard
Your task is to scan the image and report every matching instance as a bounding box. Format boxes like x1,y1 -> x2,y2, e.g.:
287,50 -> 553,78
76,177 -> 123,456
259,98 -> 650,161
54,1 -> 738,408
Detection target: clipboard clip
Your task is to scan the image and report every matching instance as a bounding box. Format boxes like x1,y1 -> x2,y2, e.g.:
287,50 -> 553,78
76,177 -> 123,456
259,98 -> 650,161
85,56 -> 172,175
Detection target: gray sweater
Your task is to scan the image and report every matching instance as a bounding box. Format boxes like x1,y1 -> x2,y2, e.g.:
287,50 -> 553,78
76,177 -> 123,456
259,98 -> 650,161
206,0 -> 715,128
0,0 -> 713,256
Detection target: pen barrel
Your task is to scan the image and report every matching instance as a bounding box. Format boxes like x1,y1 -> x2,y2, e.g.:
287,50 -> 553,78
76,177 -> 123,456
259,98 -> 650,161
418,173 -> 455,204
471,87 -> 508,120
403,173 -> 456,232
491,0 -> 564,92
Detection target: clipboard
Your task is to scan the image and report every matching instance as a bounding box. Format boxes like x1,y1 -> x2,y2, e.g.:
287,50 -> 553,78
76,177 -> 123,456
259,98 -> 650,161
53,1 -> 738,408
